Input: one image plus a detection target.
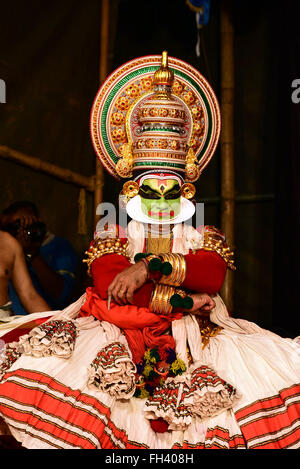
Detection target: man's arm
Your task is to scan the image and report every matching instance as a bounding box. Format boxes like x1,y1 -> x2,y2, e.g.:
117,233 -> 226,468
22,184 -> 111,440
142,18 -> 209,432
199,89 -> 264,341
11,237 -> 50,313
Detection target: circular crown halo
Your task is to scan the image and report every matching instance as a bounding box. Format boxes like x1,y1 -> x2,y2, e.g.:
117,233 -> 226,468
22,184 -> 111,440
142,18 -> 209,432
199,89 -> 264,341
90,54 -> 221,180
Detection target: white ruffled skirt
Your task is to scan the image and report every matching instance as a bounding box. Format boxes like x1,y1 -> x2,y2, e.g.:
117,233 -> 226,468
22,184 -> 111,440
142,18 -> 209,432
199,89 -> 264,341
0,295 -> 299,449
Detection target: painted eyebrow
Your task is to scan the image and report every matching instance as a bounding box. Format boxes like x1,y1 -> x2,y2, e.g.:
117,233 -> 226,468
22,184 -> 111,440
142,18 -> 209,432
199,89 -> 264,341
139,184 -> 161,195
163,184 -> 181,195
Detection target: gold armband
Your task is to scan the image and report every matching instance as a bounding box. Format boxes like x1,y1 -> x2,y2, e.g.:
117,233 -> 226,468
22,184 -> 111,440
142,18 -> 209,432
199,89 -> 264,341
159,253 -> 186,286
83,237 -> 129,275
202,230 -> 236,270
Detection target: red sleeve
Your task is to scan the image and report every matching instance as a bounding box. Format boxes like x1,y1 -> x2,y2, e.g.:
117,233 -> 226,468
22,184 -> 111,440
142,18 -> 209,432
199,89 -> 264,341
91,253 -> 130,299
91,247 -> 227,300
90,253 -> 153,307
181,250 -> 227,294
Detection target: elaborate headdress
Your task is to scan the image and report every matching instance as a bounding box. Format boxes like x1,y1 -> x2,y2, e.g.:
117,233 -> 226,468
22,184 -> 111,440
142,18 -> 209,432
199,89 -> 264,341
90,51 -> 220,222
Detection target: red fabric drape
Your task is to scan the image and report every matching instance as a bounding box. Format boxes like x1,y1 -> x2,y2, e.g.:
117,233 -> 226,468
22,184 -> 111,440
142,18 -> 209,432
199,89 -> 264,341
81,248 -> 227,363
80,288 -> 176,363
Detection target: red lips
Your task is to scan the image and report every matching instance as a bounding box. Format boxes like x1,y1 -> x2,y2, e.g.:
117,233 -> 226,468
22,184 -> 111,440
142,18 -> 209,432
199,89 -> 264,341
148,210 -> 175,217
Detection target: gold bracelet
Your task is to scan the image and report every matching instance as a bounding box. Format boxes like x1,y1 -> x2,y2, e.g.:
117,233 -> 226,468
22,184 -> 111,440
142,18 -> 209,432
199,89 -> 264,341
149,283 -> 176,316
159,253 -> 186,286
175,289 -> 187,299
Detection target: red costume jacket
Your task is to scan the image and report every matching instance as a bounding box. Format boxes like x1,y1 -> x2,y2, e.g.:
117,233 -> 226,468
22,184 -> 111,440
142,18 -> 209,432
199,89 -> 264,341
80,226 -> 232,364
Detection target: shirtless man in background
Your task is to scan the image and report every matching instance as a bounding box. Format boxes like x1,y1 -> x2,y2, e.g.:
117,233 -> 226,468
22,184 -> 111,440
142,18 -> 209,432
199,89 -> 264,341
0,231 -> 50,319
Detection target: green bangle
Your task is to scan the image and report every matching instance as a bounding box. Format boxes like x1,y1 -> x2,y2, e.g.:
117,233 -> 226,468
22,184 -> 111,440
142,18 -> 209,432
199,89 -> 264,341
134,252 -> 150,263
160,261 -> 172,276
182,296 -> 194,310
148,257 -> 162,271
170,293 -> 183,308
148,257 -> 173,275
170,293 -> 194,310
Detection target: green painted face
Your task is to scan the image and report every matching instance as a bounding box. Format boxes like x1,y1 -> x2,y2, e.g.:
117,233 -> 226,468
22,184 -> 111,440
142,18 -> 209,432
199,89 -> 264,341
139,178 -> 181,221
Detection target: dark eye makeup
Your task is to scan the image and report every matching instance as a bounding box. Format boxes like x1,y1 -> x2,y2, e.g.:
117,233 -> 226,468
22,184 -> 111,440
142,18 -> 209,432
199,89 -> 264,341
139,183 -> 181,200
164,184 -> 181,200
139,185 -> 161,200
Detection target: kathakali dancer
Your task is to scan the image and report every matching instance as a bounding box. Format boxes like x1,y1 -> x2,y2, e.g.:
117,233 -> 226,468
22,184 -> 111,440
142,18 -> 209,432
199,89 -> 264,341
0,52 -> 299,449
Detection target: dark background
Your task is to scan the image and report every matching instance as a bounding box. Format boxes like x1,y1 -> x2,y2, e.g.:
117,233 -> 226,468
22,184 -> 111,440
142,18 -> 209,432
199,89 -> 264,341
0,0 -> 299,336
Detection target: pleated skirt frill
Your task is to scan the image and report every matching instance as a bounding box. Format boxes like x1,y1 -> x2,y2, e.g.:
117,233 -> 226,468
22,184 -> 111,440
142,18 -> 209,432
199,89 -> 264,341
0,295 -> 299,449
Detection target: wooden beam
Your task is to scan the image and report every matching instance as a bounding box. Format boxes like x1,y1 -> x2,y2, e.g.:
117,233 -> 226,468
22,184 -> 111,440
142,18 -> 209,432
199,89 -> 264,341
0,144 -> 95,192
220,0 -> 235,313
94,0 -> 110,228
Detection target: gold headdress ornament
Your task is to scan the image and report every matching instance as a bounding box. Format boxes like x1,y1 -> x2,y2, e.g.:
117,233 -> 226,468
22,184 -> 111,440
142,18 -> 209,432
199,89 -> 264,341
90,51 -> 221,197
153,50 -> 174,88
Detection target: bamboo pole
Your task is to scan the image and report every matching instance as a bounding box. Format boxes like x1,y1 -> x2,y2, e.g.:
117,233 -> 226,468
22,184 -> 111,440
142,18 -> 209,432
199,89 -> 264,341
220,0 -> 235,313
94,0 -> 110,228
0,144 -> 95,192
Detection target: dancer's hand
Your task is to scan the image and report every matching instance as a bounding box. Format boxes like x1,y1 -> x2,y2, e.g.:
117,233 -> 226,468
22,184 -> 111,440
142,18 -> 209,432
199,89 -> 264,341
189,293 -> 215,313
107,261 -> 148,305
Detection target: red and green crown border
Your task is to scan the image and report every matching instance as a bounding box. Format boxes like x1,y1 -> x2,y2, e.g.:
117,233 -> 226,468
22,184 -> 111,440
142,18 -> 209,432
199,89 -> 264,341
90,55 -> 221,180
